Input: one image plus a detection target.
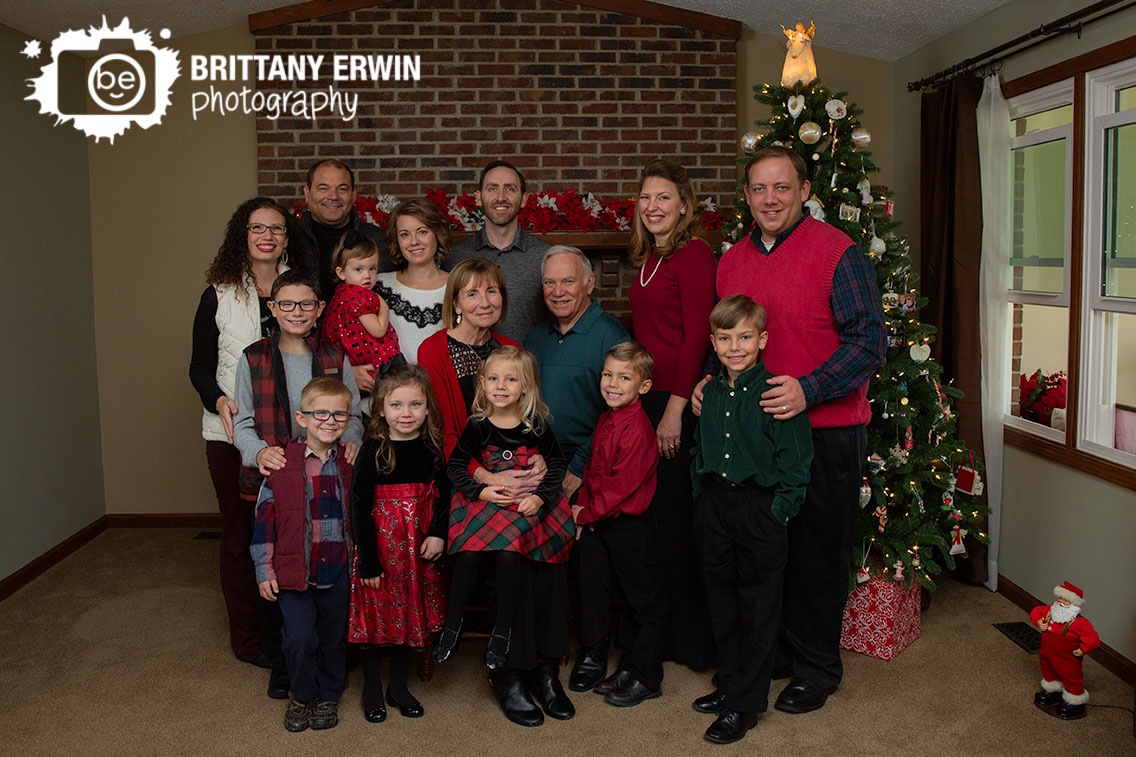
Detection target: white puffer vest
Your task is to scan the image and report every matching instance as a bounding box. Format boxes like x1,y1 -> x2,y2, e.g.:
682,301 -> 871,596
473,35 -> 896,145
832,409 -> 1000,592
201,269 -> 285,441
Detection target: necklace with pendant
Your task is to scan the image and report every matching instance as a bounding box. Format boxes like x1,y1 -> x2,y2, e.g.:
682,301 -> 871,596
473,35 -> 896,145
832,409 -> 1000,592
639,252 -> 664,287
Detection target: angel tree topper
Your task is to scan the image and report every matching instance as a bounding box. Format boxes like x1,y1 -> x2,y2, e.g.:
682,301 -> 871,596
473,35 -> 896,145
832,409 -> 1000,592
780,21 -> 817,87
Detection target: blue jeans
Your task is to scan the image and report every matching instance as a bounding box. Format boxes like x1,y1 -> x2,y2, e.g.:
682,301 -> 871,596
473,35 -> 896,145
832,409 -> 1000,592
276,568 -> 349,702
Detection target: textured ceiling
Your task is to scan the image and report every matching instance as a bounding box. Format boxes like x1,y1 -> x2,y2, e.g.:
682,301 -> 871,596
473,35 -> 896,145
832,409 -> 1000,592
2,0 -> 1016,61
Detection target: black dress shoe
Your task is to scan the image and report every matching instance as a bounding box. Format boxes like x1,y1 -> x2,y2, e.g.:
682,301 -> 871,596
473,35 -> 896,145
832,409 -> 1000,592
267,665 -> 290,700
604,677 -> 661,707
245,652 -> 273,669
490,668 -> 544,727
593,668 -> 632,696
704,710 -> 759,744
1055,702 -> 1087,720
386,686 -> 424,718
433,621 -> 462,664
530,663 -> 576,720
1034,690 -> 1063,707
568,638 -> 609,692
774,677 -> 836,714
693,689 -> 727,715
363,705 -> 387,723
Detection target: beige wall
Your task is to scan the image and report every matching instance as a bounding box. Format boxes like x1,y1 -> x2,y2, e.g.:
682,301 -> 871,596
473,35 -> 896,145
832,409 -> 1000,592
1,23 -> 105,580
89,23 -> 258,514
736,27 -> 894,190
893,0 -> 1136,660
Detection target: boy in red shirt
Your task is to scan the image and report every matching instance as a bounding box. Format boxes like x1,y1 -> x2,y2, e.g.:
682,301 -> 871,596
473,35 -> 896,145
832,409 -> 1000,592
570,341 -> 665,707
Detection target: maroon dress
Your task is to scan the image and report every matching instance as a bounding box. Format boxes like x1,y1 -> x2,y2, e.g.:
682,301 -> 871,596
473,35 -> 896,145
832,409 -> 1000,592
348,437 -> 448,647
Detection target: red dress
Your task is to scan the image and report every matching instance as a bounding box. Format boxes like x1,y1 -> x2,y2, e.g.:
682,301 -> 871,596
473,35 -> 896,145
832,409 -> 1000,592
348,438 -> 448,647
446,418 -> 575,564
322,283 -> 402,373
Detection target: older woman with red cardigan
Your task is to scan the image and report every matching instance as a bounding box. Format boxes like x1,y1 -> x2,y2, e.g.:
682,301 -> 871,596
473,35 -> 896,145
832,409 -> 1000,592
626,159 -> 717,670
418,257 -> 519,456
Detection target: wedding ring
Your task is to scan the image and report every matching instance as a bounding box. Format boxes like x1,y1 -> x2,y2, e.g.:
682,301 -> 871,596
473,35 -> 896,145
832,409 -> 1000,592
782,405 -> 788,412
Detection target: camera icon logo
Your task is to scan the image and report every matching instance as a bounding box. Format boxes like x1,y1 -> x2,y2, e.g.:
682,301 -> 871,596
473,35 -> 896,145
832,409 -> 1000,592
27,17 -> 180,142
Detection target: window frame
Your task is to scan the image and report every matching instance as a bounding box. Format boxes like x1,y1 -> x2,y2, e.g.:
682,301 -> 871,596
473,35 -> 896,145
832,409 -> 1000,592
1000,34 -> 1136,492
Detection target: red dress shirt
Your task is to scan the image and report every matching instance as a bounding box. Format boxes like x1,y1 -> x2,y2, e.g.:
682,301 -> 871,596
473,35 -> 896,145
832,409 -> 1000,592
576,402 -> 659,524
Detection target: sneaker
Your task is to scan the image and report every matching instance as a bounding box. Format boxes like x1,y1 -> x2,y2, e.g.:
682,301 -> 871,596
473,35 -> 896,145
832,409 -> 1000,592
309,699 -> 339,730
284,697 -> 310,732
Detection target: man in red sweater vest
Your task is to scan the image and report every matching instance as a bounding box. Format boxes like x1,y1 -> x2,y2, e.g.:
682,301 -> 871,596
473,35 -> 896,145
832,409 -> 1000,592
697,146 -> 884,716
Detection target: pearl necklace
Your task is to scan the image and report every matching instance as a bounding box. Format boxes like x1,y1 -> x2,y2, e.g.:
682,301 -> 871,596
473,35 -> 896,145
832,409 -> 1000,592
639,252 -> 664,287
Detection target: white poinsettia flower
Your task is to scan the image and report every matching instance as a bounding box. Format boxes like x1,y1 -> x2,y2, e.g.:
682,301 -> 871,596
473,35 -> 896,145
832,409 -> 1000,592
615,216 -> 631,231
537,194 -> 558,210
582,192 -> 602,215
376,194 -> 401,212
699,197 -> 717,212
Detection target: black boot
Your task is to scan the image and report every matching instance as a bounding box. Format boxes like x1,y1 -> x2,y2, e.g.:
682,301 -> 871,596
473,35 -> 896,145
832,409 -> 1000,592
530,662 -> 575,720
568,637 -> 609,692
1034,689 -> 1063,707
489,667 -> 544,727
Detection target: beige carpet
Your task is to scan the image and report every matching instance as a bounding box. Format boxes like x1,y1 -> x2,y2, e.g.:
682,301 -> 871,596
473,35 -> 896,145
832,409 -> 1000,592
1,528 -> 1132,755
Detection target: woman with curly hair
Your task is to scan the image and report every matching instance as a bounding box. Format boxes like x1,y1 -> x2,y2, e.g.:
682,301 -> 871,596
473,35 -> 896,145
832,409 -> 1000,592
189,197 -> 301,692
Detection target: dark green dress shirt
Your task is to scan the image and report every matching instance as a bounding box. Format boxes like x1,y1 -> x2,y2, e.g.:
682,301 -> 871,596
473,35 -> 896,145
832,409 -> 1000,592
691,359 -> 814,523
524,299 -> 630,476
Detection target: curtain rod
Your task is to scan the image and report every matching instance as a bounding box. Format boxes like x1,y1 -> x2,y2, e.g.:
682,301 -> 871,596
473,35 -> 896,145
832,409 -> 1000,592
906,0 -> 1136,92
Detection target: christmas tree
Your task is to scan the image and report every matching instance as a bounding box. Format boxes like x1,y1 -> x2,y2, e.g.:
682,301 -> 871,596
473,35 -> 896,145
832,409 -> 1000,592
724,41 -> 989,591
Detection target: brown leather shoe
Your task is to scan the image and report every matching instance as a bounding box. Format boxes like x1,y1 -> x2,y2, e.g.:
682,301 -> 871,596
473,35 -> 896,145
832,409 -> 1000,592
284,697 -> 310,732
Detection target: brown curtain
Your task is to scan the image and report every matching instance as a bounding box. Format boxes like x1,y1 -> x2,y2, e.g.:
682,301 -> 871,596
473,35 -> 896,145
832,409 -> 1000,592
919,76 -> 987,584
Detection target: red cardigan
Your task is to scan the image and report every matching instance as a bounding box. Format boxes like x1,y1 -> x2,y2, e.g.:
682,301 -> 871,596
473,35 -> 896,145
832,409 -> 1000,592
418,327 -> 520,456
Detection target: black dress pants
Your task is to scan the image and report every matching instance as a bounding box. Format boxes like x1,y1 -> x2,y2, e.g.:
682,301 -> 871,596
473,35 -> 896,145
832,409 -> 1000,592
777,425 -> 866,691
576,514 -> 666,687
697,480 -> 786,713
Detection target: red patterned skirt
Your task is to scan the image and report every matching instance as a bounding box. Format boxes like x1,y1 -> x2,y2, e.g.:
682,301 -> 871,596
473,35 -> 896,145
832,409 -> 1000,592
348,482 -> 446,647
447,444 -> 575,564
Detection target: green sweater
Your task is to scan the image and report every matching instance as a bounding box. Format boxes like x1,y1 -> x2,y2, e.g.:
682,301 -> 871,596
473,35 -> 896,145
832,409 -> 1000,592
691,360 -> 813,524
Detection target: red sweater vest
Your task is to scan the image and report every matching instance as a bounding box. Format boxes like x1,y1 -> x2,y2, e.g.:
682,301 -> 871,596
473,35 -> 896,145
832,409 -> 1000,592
717,215 -> 870,429
267,439 -> 354,591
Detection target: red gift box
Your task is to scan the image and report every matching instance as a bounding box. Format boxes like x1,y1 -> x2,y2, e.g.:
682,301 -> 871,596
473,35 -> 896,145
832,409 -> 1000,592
840,574 -> 921,660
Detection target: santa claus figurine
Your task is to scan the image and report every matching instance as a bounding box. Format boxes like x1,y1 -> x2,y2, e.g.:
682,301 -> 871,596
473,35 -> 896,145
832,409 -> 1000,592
1029,581 -> 1100,720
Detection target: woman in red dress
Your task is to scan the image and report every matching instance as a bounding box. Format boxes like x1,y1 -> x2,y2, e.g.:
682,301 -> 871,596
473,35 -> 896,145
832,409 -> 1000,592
627,159 -> 718,670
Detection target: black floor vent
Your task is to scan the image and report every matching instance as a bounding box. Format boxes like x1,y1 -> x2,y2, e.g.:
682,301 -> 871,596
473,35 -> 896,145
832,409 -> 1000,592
993,621 -> 1041,654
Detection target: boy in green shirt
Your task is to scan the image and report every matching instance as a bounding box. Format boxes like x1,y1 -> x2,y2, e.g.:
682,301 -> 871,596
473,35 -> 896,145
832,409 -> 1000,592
689,295 -> 813,745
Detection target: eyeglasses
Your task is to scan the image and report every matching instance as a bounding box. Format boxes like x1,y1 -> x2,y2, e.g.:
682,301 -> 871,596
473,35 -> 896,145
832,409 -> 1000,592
272,299 -> 319,312
248,223 -> 287,235
300,410 -> 351,423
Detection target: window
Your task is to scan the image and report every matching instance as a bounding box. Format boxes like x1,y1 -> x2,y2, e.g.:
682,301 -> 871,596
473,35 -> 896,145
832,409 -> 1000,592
1082,57 -> 1136,465
1002,42 -> 1136,484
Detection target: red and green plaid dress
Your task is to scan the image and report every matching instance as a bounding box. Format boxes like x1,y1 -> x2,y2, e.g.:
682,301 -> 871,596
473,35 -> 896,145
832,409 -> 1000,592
446,418 -> 575,564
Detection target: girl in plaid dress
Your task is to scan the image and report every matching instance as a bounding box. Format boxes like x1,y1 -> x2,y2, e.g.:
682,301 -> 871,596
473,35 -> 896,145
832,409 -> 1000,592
348,365 -> 448,722
433,346 -> 575,670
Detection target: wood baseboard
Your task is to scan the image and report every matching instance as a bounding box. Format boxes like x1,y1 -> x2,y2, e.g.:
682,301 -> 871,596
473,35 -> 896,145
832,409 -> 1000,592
0,516 -> 108,601
1,513 -> 223,602
104,513 -> 222,528
998,574 -> 1136,687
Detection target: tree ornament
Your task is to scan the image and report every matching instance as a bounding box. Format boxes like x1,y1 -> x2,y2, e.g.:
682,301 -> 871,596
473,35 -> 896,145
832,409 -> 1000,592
856,565 -> 872,583
881,291 -> 899,309
859,477 -> 872,508
910,343 -> 931,363
889,444 -> 909,464
893,559 -> 904,581
912,553 -> 921,569
868,452 -> 885,472
780,21 -> 817,86
825,98 -> 847,119
798,121 -> 822,144
851,127 -> 872,148
838,203 -> 861,222
949,526 -> 968,555
787,94 -> 805,119
955,465 -> 983,495
941,491 -> 954,510
740,131 -> 760,153
804,194 -> 826,221
873,505 -> 888,533
904,426 -> 914,450
870,235 -> 887,254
